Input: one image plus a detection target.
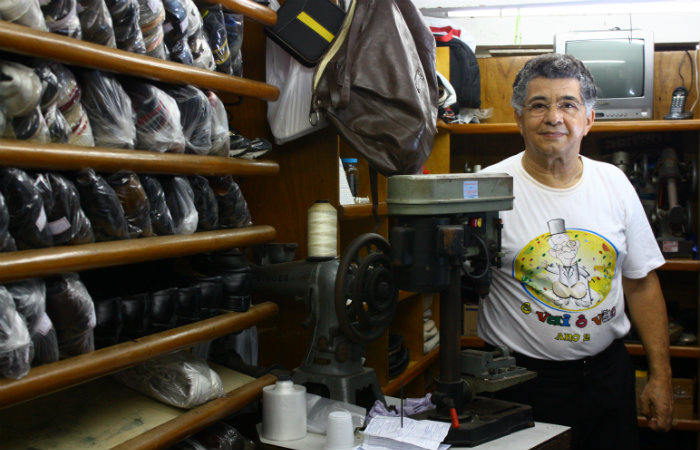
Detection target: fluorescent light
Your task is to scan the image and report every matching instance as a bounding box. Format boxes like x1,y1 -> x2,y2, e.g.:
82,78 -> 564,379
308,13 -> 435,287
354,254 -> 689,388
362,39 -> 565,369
420,0 -> 700,18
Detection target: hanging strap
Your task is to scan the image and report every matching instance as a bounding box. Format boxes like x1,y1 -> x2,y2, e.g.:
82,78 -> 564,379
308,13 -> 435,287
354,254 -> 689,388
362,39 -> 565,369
370,166 -> 380,233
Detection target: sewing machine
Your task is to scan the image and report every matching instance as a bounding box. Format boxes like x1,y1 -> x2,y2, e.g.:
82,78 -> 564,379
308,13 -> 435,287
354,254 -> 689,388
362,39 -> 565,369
387,173 -> 536,447
250,234 -> 397,410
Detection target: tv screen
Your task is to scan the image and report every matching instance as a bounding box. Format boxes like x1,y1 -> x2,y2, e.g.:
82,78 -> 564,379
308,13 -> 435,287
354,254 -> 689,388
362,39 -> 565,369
555,30 -> 654,120
566,38 -> 646,99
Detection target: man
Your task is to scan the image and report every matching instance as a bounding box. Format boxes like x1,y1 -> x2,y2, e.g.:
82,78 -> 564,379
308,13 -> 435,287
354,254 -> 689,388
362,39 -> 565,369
478,53 -> 673,449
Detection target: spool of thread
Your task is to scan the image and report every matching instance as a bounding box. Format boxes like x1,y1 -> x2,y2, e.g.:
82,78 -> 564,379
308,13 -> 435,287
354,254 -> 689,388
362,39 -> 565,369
307,200 -> 337,260
262,377 -> 307,441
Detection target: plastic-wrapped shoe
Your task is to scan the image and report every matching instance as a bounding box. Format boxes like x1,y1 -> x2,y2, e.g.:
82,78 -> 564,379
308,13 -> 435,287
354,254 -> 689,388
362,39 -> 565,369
227,129 -> 250,157
0,61 -> 42,118
240,137 -> 272,160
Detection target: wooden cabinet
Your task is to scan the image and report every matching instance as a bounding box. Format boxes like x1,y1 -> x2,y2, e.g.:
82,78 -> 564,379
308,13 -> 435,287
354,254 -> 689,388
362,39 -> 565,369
0,1 -> 282,448
447,50 -> 700,438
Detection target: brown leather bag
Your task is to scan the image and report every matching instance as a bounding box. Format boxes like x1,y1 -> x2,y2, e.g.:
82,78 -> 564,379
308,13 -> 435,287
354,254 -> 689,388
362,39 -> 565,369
311,0 -> 438,177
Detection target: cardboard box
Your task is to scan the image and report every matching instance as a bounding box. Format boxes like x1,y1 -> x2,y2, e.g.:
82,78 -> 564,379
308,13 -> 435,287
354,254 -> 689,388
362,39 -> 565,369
463,304 -> 479,336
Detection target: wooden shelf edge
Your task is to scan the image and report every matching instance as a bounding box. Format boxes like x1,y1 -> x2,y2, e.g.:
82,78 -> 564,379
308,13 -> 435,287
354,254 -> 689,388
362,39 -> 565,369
338,202 -> 388,220
205,0 -> 277,25
637,416 -> 699,431
625,343 -> 700,358
0,303 -> 279,409
382,348 -> 440,396
0,139 -> 279,176
439,119 -> 700,135
0,21 -> 279,101
0,226 -> 276,283
659,259 -> 700,272
111,373 -> 277,450
461,336 -> 486,348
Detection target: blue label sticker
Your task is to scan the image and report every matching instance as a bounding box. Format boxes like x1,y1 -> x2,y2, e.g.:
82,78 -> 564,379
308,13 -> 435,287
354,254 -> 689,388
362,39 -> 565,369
463,181 -> 478,199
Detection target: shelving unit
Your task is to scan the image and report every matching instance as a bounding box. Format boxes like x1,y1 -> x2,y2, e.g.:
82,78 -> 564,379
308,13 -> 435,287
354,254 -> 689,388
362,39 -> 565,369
0,1 -> 282,447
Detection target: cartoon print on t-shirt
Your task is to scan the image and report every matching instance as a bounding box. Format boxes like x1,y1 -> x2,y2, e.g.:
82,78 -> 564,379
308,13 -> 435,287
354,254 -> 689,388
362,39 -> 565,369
514,218 -> 617,312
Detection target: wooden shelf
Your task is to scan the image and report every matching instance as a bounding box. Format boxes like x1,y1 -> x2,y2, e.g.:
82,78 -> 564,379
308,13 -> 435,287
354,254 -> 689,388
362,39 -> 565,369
625,343 -> 700,359
0,139 -> 279,176
0,226 -> 275,283
439,118 -> 700,135
638,416 -> 699,432
660,259 -> 700,272
0,302 -> 278,409
338,202 -> 388,220
202,0 -> 277,25
382,347 -> 440,397
0,20 -> 279,101
0,367 -> 276,450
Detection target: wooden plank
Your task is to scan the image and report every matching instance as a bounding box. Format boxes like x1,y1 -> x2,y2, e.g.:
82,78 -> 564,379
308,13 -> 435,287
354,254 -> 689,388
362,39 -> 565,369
0,227 -> 275,283
0,21 -> 279,100
0,139 -> 279,176
0,303 -> 278,408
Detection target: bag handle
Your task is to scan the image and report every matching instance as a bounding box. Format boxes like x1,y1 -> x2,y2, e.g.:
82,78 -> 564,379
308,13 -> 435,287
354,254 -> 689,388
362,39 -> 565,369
338,0 -> 372,108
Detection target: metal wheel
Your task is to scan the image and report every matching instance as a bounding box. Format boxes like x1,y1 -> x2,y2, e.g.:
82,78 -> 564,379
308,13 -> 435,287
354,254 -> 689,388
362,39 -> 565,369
334,233 -> 397,344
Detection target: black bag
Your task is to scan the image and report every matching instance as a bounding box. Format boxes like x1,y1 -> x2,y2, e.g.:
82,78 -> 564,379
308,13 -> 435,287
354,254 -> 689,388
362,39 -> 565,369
435,37 -> 481,111
265,0 -> 346,67
311,0 -> 438,178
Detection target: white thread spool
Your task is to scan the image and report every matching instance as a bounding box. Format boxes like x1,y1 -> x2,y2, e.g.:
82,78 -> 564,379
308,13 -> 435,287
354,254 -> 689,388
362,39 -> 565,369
262,378 -> 307,441
307,200 -> 337,259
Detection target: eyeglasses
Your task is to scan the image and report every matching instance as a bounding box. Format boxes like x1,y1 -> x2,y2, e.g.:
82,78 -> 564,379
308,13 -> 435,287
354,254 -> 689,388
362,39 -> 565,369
524,100 -> 584,116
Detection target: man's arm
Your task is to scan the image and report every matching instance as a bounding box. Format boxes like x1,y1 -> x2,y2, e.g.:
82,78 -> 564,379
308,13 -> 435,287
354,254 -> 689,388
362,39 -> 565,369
623,271 -> 674,431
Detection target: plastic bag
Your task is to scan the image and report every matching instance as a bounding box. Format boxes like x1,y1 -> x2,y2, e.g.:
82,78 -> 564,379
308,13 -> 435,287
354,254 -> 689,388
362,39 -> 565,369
0,60 -> 42,118
0,191 -> 17,252
199,3 -> 232,75
107,0 -> 147,54
74,168 -> 130,242
34,172 -> 95,245
265,0 -> 326,145
43,104 -> 70,143
7,278 -> 59,366
207,91 -> 229,157
42,0 -> 83,39
125,82 -> 186,153
194,422 -> 253,450
0,285 -> 32,379
165,85 -> 213,155
0,167 -> 53,250
49,62 -> 95,147
81,70 -> 136,149
107,171 -> 153,238
162,0 -> 194,65
11,106 -> 51,143
112,350 -> 224,408
138,0 -> 167,59
77,0 -> 117,48
306,393 -> 366,434
162,176 -> 198,234
223,12 -> 243,77
34,62 -> 60,111
189,175 -> 219,231
0,0 -> 48,31
207,175 -> 252,229
45,272 -> 96,358
140,175 -> 176,235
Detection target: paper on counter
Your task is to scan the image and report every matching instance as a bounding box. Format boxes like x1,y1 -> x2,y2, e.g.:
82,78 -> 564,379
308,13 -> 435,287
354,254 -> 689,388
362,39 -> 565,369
361,416 -> 451,450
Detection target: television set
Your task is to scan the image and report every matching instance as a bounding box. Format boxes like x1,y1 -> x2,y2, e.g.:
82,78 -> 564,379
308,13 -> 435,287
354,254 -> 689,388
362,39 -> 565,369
554,29 -> 654,120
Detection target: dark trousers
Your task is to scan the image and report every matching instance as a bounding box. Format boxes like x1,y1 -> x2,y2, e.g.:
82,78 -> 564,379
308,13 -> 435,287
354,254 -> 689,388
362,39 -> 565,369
489,339 -> 639,450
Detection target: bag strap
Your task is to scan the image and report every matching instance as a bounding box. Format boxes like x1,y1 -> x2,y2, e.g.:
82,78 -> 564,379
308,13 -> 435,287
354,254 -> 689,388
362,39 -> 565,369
338,0 -> 372,108
370,166 -> 380,233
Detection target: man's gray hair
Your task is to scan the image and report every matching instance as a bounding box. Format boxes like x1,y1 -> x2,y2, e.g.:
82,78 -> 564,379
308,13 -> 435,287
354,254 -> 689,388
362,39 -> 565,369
511,53 -> 597,115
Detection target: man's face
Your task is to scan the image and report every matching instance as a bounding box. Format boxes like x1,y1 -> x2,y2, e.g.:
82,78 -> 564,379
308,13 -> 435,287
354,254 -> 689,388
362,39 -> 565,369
514,77 -> 595,159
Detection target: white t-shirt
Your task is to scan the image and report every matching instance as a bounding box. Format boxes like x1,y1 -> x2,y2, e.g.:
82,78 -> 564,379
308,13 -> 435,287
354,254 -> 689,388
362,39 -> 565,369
478,152 -> 664,360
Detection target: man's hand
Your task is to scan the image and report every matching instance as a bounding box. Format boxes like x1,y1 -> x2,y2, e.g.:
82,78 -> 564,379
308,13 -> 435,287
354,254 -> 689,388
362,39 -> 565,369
639,374 -> 674,431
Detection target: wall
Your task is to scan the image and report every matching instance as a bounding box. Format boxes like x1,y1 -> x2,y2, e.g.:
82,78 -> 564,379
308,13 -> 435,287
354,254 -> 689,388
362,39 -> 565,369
410,0 -> 700,48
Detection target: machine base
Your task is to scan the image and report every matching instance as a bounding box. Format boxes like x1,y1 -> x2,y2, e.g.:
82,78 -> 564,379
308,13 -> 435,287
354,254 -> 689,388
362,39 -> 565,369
412,396 -> 534,447
292,366 -> 385,410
